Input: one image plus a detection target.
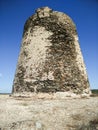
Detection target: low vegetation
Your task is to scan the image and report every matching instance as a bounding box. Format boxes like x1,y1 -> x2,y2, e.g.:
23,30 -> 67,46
91,89 -> 98,97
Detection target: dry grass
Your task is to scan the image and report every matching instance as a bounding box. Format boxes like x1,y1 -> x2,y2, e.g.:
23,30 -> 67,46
0,95 -> 98,130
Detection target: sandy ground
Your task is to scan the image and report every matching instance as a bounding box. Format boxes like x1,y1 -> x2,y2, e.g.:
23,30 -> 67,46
0,94 -> 98,130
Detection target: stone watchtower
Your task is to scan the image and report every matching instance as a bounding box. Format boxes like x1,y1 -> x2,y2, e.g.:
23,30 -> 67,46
12,7 -> 91,95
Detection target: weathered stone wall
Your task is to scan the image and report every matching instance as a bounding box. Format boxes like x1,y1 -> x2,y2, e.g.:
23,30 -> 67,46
12,7 -> 91,94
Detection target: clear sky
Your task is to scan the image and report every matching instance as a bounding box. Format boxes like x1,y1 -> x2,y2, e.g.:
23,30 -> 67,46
0,0 -> 98,93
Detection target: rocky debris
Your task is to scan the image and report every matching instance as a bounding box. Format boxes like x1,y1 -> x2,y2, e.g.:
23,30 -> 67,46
0,95 -> 98,130
12,7 -> 91,95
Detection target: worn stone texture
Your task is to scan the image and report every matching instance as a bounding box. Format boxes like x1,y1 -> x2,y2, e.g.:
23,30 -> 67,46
12,7 -> 91,94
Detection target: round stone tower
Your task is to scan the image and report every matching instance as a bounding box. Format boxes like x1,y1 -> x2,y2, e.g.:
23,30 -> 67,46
12,7 -> 91,95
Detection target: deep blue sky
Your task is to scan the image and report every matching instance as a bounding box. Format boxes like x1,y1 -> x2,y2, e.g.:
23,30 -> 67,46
0,0 -> 98,93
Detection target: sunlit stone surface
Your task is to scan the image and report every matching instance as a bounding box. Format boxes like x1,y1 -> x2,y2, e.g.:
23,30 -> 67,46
12,7 -> 91,95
